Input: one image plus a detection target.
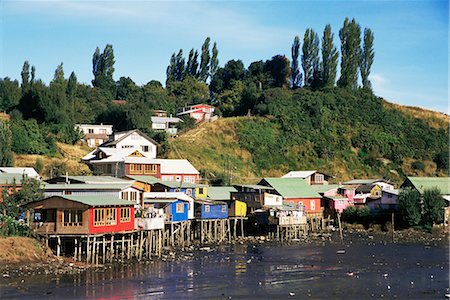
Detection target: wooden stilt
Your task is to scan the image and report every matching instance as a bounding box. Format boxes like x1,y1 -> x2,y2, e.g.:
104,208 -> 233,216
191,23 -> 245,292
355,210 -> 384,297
102,235 -> 106,265
86,236 -> 90,264
110,235 -> 114,263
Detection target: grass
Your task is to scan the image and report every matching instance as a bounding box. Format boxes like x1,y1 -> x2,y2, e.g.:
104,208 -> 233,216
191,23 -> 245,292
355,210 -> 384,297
0,237 -> 53,263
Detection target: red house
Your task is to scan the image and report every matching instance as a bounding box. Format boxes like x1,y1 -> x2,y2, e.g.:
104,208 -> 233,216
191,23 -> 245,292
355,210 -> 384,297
26,195 -> 135,235
176,104 -> 215,123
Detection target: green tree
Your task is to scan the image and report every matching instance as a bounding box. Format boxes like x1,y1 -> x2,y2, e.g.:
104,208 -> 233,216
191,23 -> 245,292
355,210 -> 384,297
360,28 -> 375,90
302,28 -> 320,87
337,18 -> 361,89
21,61 -> 31,95
264,55 -> 291,88
321,24 -> 338,88
92,44 -> 116,95
422,187 -> 444,227
66,71 -> 77,99
0,120 -> 13,167
186,49 -> 199,77
398,188 -> 422,227
166,53 -> 177,83
210,42 -> 219,79
174,49 -> 186,81
116,76 -> 140,100
290,36 -> 302,88
0,78 -> 21,112
199,37 -> 211,82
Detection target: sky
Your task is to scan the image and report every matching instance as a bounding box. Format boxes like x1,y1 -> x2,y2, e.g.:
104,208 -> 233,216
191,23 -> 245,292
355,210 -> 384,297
1,0 -> 448,113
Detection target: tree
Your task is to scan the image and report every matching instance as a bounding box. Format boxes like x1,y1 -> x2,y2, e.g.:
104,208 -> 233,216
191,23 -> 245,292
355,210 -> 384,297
290,36 -> 302,89
337,18 -> 361,89
116,76 -> 139,100
360,28 -> 375,90
210,42 -> 219,79
422,187 -> 444,227
21,61 -> 31,94
265,55 -> 291,88
174,49 -> 186,81
66,71 -> 77,99
398,188 -> 422,227
0,120 -> 13,167
166,53 -> 177,83
199,37 -> 211,82
92,44 -> 116,95
0,78 -> 21,112
53,62 -> 65,84
321,24 -> 339,88
186,49 -> 199,77
302,28 -> 320,87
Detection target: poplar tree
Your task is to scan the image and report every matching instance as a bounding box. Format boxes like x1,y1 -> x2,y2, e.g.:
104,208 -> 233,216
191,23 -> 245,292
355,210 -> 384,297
360,28 -> 375,90
92,44 -> 115,94
186,49 -> 199,77
210,42 -> 219,79
290,36 -> 302,88
21,61 -> 30,94
302,28 -> 320,87
174,49 -> 186,81
321,24 -> 338,87
67,72 -> 77,99
199,37 -> 211,82
166,53 -> 176,82
337,18 -> 361,89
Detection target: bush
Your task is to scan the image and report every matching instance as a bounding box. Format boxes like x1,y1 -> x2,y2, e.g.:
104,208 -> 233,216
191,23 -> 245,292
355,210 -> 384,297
398,188 -> 422,227
411,160 -> 425,171
422,187 -> 444,227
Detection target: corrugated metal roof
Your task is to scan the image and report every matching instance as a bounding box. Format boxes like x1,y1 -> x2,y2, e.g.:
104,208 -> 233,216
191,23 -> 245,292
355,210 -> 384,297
102,129 -> 158,147
0,167 -> 39,178
282,170 -> 317,179
44,183 -> 133,190
151,116 -> 182,123
343,179 -> 386,185
207,186 -> 237,200
47,195 -> 134,207
234,184 -> 274,190
154,181 -> 197,189
260,178 -> 321,199
46,176 -> 133,184
0,174 -> 28,185
125,175 -> 160,184
406,177 -> 450,195
310,184 -> 340,193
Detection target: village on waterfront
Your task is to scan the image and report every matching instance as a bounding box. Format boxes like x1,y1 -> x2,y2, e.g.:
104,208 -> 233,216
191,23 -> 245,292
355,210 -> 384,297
0,109 -> 448,266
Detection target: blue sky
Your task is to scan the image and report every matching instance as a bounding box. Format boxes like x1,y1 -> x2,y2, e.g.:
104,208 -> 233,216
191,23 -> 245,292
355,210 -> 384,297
1,0 -> 448,113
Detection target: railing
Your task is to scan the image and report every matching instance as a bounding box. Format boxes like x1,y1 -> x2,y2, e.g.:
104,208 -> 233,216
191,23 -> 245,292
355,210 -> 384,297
32,222 -> 56,234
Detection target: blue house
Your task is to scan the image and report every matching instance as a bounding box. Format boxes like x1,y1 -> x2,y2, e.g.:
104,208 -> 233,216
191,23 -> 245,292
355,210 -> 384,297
143,198 -> 189,222
195,199 -> 228,219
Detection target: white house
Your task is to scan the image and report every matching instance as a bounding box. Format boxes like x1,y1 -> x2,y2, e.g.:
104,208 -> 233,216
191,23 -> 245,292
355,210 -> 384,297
151,116 -> 182,135
75,124 -> 113,148
101,129 -> 158,158
282,170 -> 332,185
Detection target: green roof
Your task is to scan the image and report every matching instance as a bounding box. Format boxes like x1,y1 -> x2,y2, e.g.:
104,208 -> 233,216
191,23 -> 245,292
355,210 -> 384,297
47,176 -> 132,184
207,186 -> 237,200
0,174 -> 27,185
44,183 -> 133,190
54,195 -> 134,207
155,181 -> 197,189
125,175 -> 160,185
405,177 -> 450,195
260,178 -> 321,199
310,184 -> 340,194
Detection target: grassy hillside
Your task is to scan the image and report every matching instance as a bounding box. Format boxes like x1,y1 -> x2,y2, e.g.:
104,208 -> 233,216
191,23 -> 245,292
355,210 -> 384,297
14,142 -> 92,179
168,89 -> 449,185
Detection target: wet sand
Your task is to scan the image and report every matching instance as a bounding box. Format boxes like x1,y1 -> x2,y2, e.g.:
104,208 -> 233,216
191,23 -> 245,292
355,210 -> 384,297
0,235 -> 448,299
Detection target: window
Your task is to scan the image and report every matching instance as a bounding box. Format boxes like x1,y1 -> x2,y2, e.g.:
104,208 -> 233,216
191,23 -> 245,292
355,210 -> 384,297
186,189 -> 192,195
121,191 -> 128,200
221,205 -> 227,213
130,164 -> 143,174
88,129 -> 94,134
176,203 -> 184,213
130,192 -> 137,201
64,191 -> 72,195
310,200 -> 316,211
94,208 -> 105,226
198,188 -> 204,194
105,208 -> 117,225
122,145 -> 133,148
315,174 -> 324,183
63,210 -> 83,227
141,145 -> 149,152
107,164 -> 112,174
120,208 -> 131,222
144,164 -> 157,174
205,205 -> 210,213
175,176 -> 182,182
184,176 -> 195,183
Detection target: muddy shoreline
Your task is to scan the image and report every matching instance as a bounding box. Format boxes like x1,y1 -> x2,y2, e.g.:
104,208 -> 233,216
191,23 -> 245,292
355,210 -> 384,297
0,227 -> 447,282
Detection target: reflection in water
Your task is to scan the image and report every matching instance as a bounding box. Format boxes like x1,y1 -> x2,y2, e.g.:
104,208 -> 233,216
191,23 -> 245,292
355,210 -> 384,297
0,243 -> 448,299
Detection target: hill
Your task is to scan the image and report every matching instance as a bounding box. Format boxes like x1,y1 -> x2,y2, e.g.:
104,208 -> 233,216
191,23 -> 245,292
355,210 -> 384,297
168,88 -> 449,185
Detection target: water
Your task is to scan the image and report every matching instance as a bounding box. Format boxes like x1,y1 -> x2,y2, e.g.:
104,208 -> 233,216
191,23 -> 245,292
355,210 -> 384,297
1,241 -> 448,299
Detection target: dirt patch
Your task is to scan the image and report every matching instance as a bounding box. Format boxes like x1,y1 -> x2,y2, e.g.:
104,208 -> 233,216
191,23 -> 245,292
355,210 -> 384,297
0,237 -> 54,264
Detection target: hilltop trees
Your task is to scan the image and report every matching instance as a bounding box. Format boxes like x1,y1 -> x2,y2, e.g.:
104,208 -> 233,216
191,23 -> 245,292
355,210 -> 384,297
290,36 -> 302,88
92,44 -> 116,96
302,28 -> 320,87
321,24 -> 339,88
337,18 -> 361,89
360,28 -> 375,90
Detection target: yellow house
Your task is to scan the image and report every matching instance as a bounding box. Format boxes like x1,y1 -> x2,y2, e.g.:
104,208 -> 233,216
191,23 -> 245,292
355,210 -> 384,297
207,186 -> 247,217
196,184 -> 208,199
125,175 -> 160,193
370,185 -> 382,198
